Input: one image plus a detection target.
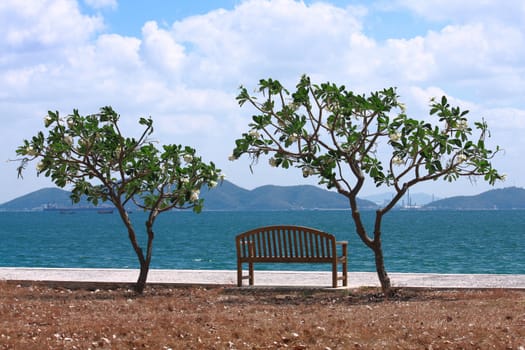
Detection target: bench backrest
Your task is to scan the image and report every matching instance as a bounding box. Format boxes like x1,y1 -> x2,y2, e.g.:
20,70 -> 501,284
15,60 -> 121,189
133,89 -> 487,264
236,225 -> 337,262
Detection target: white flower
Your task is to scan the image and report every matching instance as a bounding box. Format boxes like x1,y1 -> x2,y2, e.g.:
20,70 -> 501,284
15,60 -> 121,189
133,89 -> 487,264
228,154 -> 237,161
44,115 -> 53,127
398,102 -> 407,113
500,173 -> 507,181
457,119 -> 468,131
180,177 -> 189,184
183,154 -> 193,163
389,132 -> 401,142
36,161 -> 45,172
25,146 -> 37,156
302,166 -> 314,177
190,189 -> 200,202
343,144 -> 354,153
287,102 -> 299,111
219,174 -> 226,181
288,133 -> 299,143
208,180 -> 217,188
457,153 -> 468,163
63,135 -> 73,145
269,157 -> 278,167
392,156 -> 404,166
248,130 -> 260,138
67,118 -> 75,128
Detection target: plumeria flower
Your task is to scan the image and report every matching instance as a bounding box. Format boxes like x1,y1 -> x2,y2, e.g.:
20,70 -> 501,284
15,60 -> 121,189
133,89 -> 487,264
208,181 -> 217,188
44,115 -> 53,127
343,144 -> 354,153
286,102 -> 299,111
67,118 -> 75,128
302,166 -> 314,177
190,189 -> 200,202
36,161 -> 46,172
248,130 -> 260,138
457,153 -> 468,163
457,119 -> 468,131
180,176 -> 189,184
268,157 -> 278,167
500,173 -> 507,181
288,133 -> 299,143
25,146 -> 37,156
183,154 -> 193,163
392,156 -> 404,166
389,132 -> 401,142
63,135 -> 73,145
219,174 -> 226,181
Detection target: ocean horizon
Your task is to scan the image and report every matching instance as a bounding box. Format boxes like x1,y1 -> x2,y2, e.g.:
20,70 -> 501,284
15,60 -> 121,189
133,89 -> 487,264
1,210 -> 523,274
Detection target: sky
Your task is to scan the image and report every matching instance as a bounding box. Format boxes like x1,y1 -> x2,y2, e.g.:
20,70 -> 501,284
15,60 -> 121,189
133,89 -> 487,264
1,0 -> 524,204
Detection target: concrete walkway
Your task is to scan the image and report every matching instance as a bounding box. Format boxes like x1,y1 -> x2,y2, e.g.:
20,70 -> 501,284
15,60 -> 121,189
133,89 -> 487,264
1,267 -> 524,289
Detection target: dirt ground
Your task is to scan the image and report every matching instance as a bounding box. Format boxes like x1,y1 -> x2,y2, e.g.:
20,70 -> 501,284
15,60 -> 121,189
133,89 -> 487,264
1,282 -> 524,349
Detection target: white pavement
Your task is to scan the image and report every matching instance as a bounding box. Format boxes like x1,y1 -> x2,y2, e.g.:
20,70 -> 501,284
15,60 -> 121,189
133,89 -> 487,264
1,268 -> 525,289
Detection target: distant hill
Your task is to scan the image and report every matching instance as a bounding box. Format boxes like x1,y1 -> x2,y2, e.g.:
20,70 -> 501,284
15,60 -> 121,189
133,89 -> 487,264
201,182 -> 376,210
0,188 -> 97,211
0,181 -> 377,211
3,184 -> 523,212
424,187 -> 525,210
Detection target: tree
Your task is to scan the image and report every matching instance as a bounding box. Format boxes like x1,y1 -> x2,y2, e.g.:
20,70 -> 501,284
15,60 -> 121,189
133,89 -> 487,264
231,75 -> 503,296
16,106 -> 222,293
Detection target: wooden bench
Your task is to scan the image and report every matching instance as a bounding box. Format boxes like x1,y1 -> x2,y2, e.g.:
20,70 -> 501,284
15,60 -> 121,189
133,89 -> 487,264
235,225 -> 348,288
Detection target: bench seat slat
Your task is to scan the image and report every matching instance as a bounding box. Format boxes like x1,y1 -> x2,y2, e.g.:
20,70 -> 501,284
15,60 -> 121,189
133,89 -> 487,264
239,257 -> 335,263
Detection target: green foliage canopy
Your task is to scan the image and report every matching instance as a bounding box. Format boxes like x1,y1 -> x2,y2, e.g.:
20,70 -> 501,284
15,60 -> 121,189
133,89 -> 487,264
17,106 -> 222,213
232,75 -> 503,207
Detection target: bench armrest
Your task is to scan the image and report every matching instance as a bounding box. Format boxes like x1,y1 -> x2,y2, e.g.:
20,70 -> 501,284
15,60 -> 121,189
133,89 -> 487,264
336,241 -> 348,259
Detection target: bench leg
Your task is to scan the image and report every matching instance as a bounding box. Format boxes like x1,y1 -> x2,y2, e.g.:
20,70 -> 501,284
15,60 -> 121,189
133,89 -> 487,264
237,260 -> 242,287
332,261 -> 338,288
342,259 -> 348,287
248,262 -> 254,285
342,244 -> 348,287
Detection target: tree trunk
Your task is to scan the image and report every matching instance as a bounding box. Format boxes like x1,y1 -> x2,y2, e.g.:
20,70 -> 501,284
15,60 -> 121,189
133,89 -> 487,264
370,208 -> 396,297
133,214 -> 156,294
371,241 -> 392,296
135,261 -> 149,294
347,198 -> 393,296
114,205 -> 150,294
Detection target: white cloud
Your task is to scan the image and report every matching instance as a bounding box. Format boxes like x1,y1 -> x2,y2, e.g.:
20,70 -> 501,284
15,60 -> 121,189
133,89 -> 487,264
385,36 -> 435,82
0,0 -> 103,49
94,34 -> 142,68
170,0 -> 367,87
424,23 -> 524,78
141,21 -> 186,75
1,0 -> 524,202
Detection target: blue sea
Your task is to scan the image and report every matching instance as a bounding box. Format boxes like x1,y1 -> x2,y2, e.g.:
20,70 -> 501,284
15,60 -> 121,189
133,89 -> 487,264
0,210 -> 523,274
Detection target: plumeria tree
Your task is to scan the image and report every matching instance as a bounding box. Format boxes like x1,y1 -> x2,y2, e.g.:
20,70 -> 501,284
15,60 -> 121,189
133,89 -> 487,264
16,106 -> 222,293
231,75 -> 503,295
